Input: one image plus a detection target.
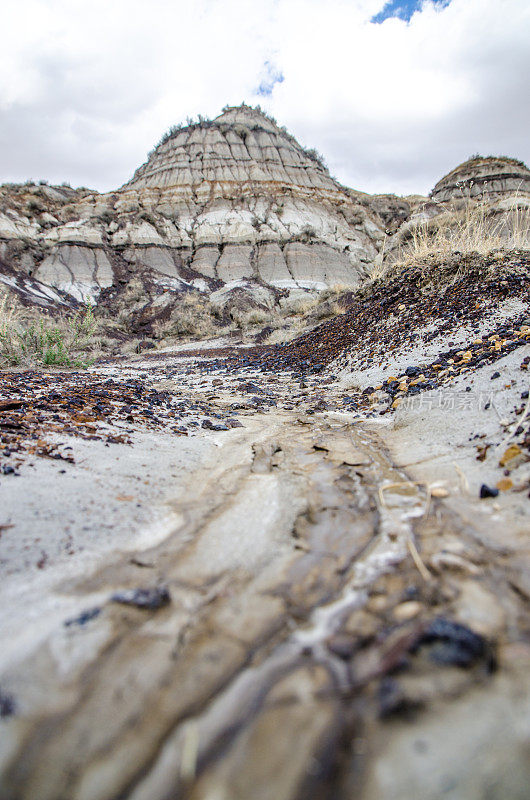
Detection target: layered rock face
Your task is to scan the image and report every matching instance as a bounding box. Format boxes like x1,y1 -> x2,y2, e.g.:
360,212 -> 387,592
1,110 -> 528,311
431,156 -> 530,202
0,106 -> 405,306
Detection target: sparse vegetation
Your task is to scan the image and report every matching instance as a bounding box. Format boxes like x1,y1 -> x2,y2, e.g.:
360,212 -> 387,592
152,293 -> 223,341
26,197 -> 45,214
0,294 -> 100,368
395,198 -> 530,267
150,113 -> 214,155
302,148 -> 327,170
465,154 -> 528,169
300,224 -> 317,241
137,209 -> 158,227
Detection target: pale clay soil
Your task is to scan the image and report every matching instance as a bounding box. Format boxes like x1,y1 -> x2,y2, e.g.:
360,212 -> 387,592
0,330 -> 529,800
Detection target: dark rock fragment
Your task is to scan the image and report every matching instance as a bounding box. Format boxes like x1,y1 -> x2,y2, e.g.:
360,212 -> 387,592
480,483 -> 499,498
1,465 -> 17,475
226,418 -> 244,428
0,689 -> 16,718
418,617 -> 493,669
64,607 -> 101,627
202,419 -> 229,431
111,586 -> 171,610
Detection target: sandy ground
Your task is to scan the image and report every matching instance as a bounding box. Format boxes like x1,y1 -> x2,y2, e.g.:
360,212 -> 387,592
0,320 -> 529,798
0,429 -> 216,577
380,347 -> 530,531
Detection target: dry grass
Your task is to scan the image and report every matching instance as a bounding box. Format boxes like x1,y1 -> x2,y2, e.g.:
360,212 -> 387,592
397,198 -> 530,266
0,292 -> 102,368
152,293 -> 222,340
264,286 -> 349,343
232,307 -> 280,328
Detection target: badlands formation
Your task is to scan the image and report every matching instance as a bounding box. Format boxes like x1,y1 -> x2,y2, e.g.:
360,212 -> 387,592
0,106 -> 527,329
0,108 -> 530,800
2,105 -> 409,314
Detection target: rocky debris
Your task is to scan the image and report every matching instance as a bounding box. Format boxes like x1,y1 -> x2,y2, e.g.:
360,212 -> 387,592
0,368 -> 253,472
480,483 -> 500,499
416,617 -> 494,669
170,252 -> 529,410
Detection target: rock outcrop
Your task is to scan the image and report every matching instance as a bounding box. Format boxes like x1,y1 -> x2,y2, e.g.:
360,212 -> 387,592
0,106 -> 408,306
0,109 -> 528,314
431,155 -> 530,202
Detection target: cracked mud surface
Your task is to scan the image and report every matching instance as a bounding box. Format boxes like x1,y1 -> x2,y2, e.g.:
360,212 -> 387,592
1,345 -> 530,800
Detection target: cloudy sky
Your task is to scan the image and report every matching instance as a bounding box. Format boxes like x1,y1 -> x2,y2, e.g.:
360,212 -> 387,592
1,0 -> 529,196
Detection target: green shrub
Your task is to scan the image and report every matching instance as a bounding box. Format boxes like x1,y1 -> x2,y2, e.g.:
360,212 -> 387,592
0,295 -> 98,368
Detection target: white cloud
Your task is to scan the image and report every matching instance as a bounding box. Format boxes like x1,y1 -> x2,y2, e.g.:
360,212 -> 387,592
0,0 -> 528,195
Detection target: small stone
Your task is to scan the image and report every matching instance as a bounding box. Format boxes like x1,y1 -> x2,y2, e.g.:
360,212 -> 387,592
496,477 -> 513,491
392,601 -> 422,623
430,552 -> 482,576
479,483 -> 499,498
0,690 -> 16,718
419,617 -> 491,669
64,607 -> 101,627
367,596 -> 389,614
499,444 -> 522,467
111,586 -> 170,610
430,487 -> 449,498
343,609 -> 379,639
226,418 -> 244,428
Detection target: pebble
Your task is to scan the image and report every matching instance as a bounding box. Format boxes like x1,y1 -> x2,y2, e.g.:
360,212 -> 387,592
419,617 -> 491,669
111,586 -> 171,610
479,483 -> 499,498
392,601 -> 422,623
430,486 -> 449,498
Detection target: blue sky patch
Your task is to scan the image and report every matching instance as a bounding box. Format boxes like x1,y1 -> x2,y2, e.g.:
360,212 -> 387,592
255,61 -> 285,97
372,0 -> 449,24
